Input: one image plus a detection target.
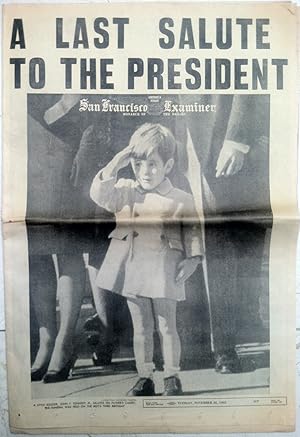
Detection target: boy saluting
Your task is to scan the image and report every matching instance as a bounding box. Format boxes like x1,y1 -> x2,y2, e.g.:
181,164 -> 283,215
90,123 -> 204,396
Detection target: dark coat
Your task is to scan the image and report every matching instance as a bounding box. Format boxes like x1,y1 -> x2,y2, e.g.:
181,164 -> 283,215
177,94 -> 271,219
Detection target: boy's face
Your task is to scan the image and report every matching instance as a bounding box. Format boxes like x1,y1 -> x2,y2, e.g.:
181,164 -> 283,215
131,149 -> 173,191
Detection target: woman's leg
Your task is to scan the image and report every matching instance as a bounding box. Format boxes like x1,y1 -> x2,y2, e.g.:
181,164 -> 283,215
152,299 -> 181,378
47,253 -> 86,371
127,296 -> 154,378
30,255 -> 57,371
87,265 -> 114,351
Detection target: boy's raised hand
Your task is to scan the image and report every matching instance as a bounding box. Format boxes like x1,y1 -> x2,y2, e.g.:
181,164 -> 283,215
102,144 -> 133,179
175,257 -> 202,284
114,143 -> 134,168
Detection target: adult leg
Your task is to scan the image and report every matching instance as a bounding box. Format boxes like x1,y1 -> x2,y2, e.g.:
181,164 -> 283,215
30,255 -> 57,374
86,264 -> 115,364
207,223 -> 268,373
84,223 -> 118,364
47,253 -> 86,372
234,223 -> 269,343
205,223 -> 241,372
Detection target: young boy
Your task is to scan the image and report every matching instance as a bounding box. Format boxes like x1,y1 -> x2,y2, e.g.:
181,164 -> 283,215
90,123 -> 204,396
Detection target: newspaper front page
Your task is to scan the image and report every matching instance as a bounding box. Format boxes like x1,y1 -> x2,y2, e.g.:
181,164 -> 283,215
2,2 -> 299,433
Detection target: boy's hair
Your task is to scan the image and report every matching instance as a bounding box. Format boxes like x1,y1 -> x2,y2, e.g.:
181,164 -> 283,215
129,123 -> 176,163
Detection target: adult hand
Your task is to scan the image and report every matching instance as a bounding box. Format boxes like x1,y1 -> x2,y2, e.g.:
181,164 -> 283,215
257,135 -> 269,149
216,140 -> 249,178
176,257 -> 202,284
44,95 -> 80,125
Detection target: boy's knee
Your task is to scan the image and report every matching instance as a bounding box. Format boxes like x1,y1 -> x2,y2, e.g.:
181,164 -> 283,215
132,319 -> 154,339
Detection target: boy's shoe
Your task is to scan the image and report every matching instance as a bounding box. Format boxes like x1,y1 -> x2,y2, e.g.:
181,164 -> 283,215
127,378 -> 155,396
163,376 -> 183,396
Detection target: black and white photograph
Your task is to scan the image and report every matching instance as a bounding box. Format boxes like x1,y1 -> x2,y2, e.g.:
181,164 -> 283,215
2,2 -> 298,432
27,93 -> 272,399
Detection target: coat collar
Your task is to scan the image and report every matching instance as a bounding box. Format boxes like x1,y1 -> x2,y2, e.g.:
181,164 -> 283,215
135,178 -> 173,195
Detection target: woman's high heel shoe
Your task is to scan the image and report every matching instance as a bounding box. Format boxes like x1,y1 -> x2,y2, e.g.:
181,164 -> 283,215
43,355 -> 77,384
31,362 -> 50,382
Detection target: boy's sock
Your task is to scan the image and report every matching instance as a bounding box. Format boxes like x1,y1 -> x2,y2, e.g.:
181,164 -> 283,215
164,366 -> 180,379
136,361 -> 154,379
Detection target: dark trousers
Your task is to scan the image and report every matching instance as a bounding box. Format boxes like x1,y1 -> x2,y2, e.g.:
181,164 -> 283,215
205,222 -> 270,355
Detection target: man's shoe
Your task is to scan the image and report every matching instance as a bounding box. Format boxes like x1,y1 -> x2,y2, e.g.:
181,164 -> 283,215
127,378 -> 155,396
215,351 -> 242,374
83,313 -> 102,331
92,344 -> 114,367
162,376 -> 183,396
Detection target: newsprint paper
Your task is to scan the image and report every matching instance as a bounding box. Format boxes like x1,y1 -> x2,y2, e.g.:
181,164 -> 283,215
2,1 -> 299,433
